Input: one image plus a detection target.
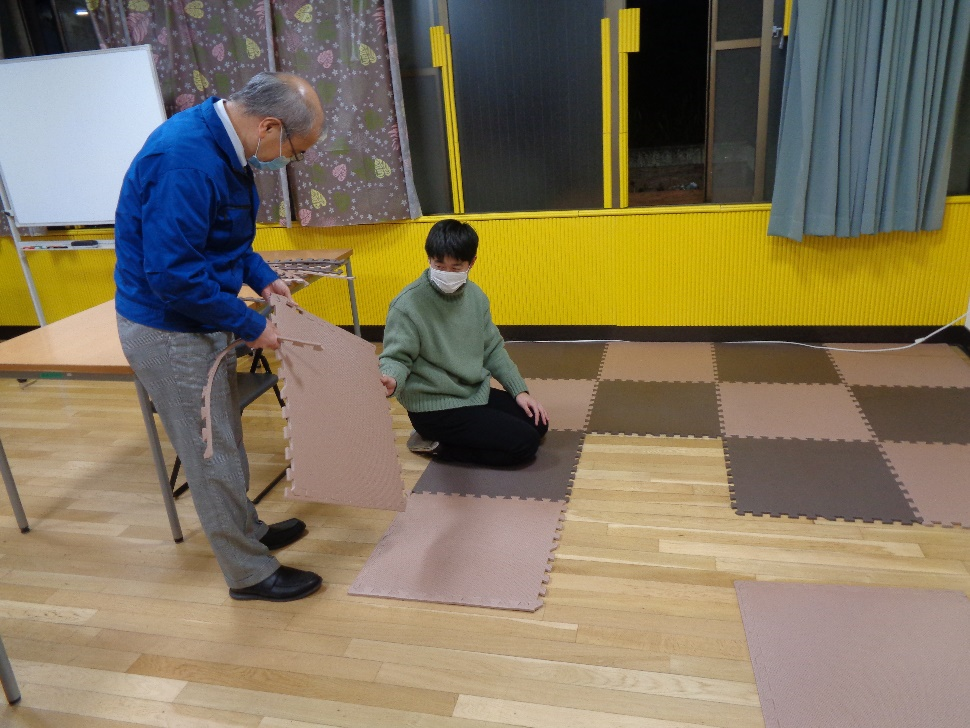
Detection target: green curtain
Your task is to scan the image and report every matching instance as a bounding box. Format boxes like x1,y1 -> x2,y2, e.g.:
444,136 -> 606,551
768,0 -> 970,241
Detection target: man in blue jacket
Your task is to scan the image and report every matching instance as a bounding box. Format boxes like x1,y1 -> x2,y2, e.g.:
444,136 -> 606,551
115,72 -> 325,602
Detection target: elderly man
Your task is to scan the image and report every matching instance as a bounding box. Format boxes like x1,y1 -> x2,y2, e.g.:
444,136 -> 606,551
114,73 -> 325,602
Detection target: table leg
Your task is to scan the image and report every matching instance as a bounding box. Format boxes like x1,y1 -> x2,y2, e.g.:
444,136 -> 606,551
0,437 -> 28,533
0,635 -> 20,704
134,380 -> 183,543
345,258 -> 361,338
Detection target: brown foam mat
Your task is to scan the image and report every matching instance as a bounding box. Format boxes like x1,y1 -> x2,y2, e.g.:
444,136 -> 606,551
829,343 -> 970,387
271,296 -> 407,511
725,437 -> 919,523
348,492 -> 567,611
600,342 -> 716,382
522,378 -> 596,431
587,380 -> 721,437
851,386 -> 970,445
718,383 -> 874,441
411,430 -> 585,501
714,343 -> 842,384
504,342 -> 606,380
881,442 -> 970,527
736,582 -> 970,728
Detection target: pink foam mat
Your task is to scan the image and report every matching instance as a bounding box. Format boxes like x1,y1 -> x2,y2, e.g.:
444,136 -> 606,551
829,344 -> 970,387
880,441 -> 970,527
735,582 -> 970,728
718,382 -> 874,441
348,492 -> 567,611
601,342 -> 716,382
491,378 -> 597,432
523,378 -> 597,431
271,296 -> 406,511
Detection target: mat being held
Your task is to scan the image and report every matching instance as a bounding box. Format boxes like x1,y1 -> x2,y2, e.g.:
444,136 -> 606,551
270,294 -> 407,511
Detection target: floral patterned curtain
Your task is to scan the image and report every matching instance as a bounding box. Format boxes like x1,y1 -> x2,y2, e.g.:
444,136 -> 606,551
88,0 -> 420,227
90,0 -> 288,224
271,0 -> 420,225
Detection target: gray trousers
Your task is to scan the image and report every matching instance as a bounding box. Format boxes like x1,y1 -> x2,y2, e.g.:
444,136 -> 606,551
117,314 -> 278,589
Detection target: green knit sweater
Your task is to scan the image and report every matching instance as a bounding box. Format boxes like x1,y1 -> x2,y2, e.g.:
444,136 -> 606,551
378,270 -> 528,413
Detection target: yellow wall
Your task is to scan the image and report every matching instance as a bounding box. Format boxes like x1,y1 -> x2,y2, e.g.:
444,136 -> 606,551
2,198 -> 969,330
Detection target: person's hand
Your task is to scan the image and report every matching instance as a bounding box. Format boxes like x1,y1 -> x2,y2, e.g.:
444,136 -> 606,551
380,374 -> 397,397
261,278 -> 293,302
246,320 -> 281,351
515,392 -> 548,426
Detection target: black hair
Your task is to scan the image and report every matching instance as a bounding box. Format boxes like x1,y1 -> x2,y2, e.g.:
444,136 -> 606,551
425,219 -> 479,262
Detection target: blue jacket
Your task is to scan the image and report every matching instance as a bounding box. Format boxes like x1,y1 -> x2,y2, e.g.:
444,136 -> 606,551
114,97 -> 277,341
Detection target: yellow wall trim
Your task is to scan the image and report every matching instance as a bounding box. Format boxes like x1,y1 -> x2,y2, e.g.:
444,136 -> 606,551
3,199 -> 969,331
601,17 -> 612,209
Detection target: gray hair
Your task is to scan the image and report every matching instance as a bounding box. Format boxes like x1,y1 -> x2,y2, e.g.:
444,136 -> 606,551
229,72 -> 316,138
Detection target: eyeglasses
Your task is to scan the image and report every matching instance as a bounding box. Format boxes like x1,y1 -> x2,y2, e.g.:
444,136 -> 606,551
279,121 -> 305,162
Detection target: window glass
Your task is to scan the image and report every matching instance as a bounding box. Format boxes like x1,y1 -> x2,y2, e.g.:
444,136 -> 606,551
0,0 -> 98,58
55,0 -> 98,53
394,0 -> 453,214
711,46 -> 760,202
717,0 -> 763,42
947,45 -> 970,195
449,0 -> 602,213
763,0 -> 787,200
627,0 -> 708,207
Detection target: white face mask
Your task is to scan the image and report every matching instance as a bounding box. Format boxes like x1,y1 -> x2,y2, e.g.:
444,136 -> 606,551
429,266 -> 468,294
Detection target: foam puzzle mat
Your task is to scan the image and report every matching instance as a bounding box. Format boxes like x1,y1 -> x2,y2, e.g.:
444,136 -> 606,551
349,343 -> 605,610
349,341 -> 969,612
271,297 -> 407,511
585,342 -> 970,527
348,493 -> 569,611
735,581 -> 970,728
411,430 -> 585,501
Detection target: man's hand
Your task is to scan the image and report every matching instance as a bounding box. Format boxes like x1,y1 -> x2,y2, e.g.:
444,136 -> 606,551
261,278 -> 293,302
380,374 -> 397,397
246,320 -> 281,351
515,392 -> 549,426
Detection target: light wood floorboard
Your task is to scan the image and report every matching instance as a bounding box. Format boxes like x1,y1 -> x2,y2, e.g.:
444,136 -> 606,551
1,377 -> 968,727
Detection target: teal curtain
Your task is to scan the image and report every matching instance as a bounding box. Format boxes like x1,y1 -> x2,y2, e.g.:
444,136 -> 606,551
768,0 -> 970,241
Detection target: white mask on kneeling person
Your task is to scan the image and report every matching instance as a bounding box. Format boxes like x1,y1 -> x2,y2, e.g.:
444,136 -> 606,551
429,267 -> 468,294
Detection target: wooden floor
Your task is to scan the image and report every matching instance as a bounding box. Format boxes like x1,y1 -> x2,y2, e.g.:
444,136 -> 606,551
1,372 -> 968,728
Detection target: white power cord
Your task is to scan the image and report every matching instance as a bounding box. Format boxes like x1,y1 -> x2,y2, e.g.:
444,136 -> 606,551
504,313 -> 970,353
729,312 -> 969,353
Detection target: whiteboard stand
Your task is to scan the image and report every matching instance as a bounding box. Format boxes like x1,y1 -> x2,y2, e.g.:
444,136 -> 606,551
0,181 -> 46,326
0,46 -> 166,328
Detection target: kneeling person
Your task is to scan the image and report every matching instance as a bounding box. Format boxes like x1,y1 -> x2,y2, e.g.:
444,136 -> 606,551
379,219 -> 549,466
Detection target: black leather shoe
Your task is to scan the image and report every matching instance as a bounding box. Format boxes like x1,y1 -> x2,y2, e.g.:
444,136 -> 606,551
259,518 -> 307,550
229,565 -> 323,602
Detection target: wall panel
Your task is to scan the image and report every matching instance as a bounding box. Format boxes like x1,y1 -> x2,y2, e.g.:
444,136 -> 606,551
2,199 -> 968,331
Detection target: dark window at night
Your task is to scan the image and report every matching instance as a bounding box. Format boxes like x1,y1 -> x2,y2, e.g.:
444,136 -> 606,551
627,0 -> 709,207
0,0 -> 99,59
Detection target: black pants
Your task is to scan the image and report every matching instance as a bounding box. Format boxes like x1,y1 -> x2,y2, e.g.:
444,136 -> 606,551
408,388 -> 550,466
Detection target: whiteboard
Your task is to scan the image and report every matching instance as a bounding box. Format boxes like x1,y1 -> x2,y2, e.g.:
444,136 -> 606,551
0,45 -> 166,227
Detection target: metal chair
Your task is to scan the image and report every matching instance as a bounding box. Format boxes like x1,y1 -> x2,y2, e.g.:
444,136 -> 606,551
163,345 -> 288,504
0,634 -> 21,705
